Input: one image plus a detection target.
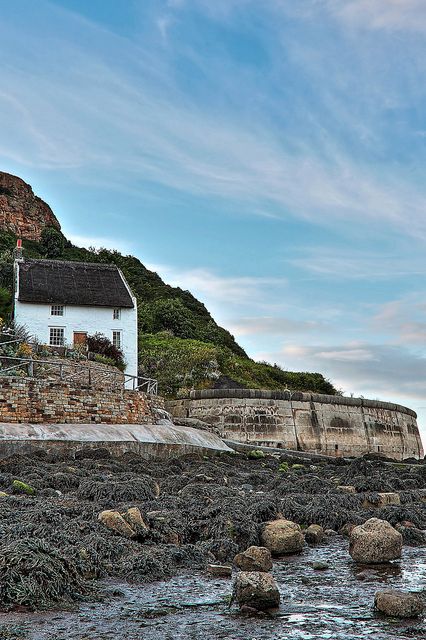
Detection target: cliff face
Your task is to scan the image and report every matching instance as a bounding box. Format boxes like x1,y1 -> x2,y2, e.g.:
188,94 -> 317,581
0,172 -> 60,241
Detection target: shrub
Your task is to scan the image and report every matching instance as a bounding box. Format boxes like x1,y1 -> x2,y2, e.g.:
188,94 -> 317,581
87,333 -> 125,371
247,449 -> 265,459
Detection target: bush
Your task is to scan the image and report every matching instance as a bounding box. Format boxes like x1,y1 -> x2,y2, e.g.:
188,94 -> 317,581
87,333 -> 125,371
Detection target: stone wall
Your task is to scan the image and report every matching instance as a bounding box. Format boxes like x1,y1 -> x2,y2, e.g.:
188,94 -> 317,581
0,171 -> 60,241
0,377 -> 164,425
167,390 -> 424,460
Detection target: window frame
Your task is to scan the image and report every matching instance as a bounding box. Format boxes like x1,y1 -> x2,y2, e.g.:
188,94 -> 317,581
50,304 -> 65,317
49,327 -> 65,347
112,330 -> 122,350
113,308 -> 121,320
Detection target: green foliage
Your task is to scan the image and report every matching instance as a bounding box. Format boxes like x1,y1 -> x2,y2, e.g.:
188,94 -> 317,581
40,227 -> 65,259
0,228 -> 338,398
0,287 -> 12,321
291,464 -> 305,470
87,333 -> 125,371
93,354 -> 117,368
278,462 -> 289,472
247,449 -> 265,459
12,480 -> 35,496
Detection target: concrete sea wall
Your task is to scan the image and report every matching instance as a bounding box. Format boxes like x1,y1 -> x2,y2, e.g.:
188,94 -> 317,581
167,390 -> 424,460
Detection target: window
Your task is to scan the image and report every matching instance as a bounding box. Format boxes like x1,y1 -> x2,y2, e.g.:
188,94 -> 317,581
113,308 -> 121,320
50,327 -> 64,346
51,305 -> 64,316
112,331 -> 121,349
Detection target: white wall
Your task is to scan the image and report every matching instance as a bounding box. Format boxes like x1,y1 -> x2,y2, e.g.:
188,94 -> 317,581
14,300 -> 138,385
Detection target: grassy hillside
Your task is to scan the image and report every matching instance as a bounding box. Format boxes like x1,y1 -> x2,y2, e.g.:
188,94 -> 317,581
0,227 -> 337,397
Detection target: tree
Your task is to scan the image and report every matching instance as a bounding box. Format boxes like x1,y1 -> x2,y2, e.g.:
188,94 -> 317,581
40,227 -> 65,259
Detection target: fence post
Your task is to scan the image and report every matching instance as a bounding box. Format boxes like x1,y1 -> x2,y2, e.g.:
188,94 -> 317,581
28,360 -> 34,377
88,367 -> 92,386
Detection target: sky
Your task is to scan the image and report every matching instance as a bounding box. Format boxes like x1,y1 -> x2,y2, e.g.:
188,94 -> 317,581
0,0 -> 425,442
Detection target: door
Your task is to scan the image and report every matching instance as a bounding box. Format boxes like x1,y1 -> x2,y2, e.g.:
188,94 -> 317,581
73,332 -> 87,347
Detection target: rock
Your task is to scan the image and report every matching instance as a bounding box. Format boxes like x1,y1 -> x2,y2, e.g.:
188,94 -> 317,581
0,491 -> 8,497
363,493 -> 401,509
340,523 -> 356,537
125,507 -> 148,532
240,484 -> 254,492
261,519 -> 304,556
98,510 -> 136,538
312,561 -> 329,571
324,529 -> 338,537
337,485 -> 356,494
0,171 -> 60,241
234,546 -> 273,572
305,524 -> 324,544
375,590 -> 423,618
349,518 -> 402,563
207,564 -> 232,577
233,571 -> 280,611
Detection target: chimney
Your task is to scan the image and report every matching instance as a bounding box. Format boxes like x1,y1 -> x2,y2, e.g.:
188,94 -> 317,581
14,239 -> 23,262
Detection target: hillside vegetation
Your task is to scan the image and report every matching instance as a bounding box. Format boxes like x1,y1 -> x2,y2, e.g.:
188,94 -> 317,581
0,227 -> 336,397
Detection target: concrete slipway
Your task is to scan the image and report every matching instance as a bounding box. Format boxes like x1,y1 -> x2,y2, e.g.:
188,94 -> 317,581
0,421 -> 232,458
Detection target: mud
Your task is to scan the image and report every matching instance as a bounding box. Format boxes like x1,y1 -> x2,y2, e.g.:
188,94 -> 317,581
0,449 -> 423,637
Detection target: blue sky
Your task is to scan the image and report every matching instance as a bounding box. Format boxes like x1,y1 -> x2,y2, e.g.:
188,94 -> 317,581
1,0 -> 426,441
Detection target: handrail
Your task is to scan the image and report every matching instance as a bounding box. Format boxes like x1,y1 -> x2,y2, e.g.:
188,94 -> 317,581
0,355 -> 158,395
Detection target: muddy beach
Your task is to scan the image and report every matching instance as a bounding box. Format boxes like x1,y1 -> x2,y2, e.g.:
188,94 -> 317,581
0,449 -> 424,639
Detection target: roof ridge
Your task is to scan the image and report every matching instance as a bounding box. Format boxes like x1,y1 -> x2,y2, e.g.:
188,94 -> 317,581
23,258 -> 118,270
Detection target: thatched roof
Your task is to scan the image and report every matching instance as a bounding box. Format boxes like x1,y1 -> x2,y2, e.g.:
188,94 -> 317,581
17,259 -> 134,308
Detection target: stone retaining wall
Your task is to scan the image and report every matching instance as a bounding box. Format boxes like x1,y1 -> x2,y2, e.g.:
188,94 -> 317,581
167,390 -> 424,460
0,377 -> 164,424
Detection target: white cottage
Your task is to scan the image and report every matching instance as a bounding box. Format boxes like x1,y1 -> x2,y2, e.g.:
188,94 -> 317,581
13,256 -> 138,383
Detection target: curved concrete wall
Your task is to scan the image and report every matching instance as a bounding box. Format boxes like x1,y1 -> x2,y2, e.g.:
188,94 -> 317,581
167,390 -> 424,460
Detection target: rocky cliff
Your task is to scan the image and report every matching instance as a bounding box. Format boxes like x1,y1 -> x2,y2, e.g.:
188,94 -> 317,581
0,172 -> 60,241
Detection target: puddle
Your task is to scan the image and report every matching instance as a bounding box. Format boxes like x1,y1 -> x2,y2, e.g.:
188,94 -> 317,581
0,538 -> 424,639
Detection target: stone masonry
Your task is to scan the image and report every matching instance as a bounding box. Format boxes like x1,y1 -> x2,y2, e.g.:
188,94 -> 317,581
0,377 -> 164,425
0,171 -> 60,241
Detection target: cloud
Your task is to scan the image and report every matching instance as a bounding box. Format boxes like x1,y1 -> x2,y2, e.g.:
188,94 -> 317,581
228,316 -> 326,337
327,0 -> 426,32
1,2 -> 426,242
146,263 -> 287,306
287,248 -> 426,280
280,341 -> 426,402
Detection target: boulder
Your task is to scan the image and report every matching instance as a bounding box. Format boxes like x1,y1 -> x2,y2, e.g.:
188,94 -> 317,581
98,510 -> 136,538
337,485 -> 356,494
125,507 -> 148,532
375,590 -> 423,618
234,546 -> 273,572
349,518 -> 402,563
261,519 -> 304,556
207,564 -> 232,577
363,493 -> 400,509
233,571 -> 280,611
305,524 -> 324,544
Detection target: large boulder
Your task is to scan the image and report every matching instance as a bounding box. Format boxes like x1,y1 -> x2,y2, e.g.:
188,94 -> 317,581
233,571 -> 280,611
375,590 -> 423,618
234,546 -> 273,572
261,519 -> 304,556
349,518 -> 402,563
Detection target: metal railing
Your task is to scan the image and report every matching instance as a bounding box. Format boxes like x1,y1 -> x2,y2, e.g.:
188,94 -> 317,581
0,355 -> 158,395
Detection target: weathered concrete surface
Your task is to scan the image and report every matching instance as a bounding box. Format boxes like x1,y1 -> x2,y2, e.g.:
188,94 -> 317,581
0,421 -> 232,459
167,390 -> 424,460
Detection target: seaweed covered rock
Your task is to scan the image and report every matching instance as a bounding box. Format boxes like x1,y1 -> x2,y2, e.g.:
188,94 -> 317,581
233,571 -> 280,611
234,546 -> 272,572
261,519 -> 304,556
375,590 -> 423,618
349,518 -> 402,563
0,538 -> 92,610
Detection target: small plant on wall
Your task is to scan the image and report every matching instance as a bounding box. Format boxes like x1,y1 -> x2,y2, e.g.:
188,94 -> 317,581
87,333 -> 125,371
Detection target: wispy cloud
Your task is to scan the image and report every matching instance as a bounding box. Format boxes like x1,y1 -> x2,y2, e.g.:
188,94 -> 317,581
146,263 -> 287,306
327,0 -> 426,32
